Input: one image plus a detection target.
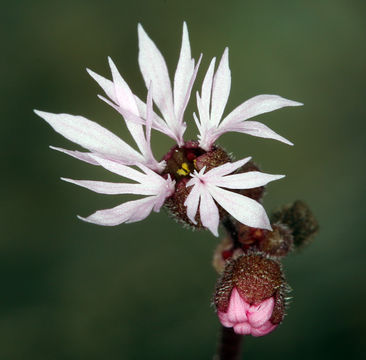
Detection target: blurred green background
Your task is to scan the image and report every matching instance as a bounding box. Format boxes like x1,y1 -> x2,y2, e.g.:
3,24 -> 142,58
1,0 -> 365,359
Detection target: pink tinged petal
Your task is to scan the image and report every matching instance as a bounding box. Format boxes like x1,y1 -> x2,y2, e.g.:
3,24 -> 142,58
199,187 -> 220,236
205,157 -> 251,178
233,323 -> 252,335
225,121 -> 294,146
208,186 -> 272,230
137,24 -> 176,130
221,94 -> 303,127
35,110 -> 144,164
86,68 -> 118,104
173,22 -> 194,119
89,155 -> 148,183
211,47 -> 231,127
78,196 -> 157,226
247,297 -> 275,328
217,311 -> 233,328
152,175 -> 176,212
49,146 -> 100,165
61,178 -> 160,196
226,288 -> 250,324
177,54 -> 202,126
143,83 -> 160,168
199,58 -> 216,125
250,322 -> 277,337
97,95 -> 162,166
214,172 -> 285,190
107,57 -> 149,156
107,57 -> 139,114
134,96 -> 177,141
184,183 -> 201,225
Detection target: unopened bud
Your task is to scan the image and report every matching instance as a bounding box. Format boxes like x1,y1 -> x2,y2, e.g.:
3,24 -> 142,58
214,253 -> 289,337
271,200 -> 318,249
257,224 -> 294,258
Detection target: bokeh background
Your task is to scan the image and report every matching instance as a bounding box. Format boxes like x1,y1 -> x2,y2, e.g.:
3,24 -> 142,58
1,0 -> 365,359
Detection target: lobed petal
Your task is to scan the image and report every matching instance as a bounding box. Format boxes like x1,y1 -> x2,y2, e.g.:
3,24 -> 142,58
226,288 -> 250,324
199,58 -> 216,127
184,181 -> 201,225
250,321 -> 277,337
221,94 -> 303,128
217,311 -> 233,328
78,196 -> 157,226
233,322 -> 252,335
89,155 -> 148,183
138,24 -> 175,129
211,48 -> 231,127
205,157 -> 251,178
247,297 -> 275,328
35,110 -> 144,164
214,172 -> 285,190
50,146 -> 99,165
87,68 -> 118,104
173,22 -> 194,120
208,186 -> 272,230
199,187 -> 220,236
221,120 -> 293,146
61,178 -> 160,196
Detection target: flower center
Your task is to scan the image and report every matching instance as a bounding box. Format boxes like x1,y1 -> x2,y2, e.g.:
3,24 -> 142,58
161,141 -> 233,229
162,142 -> 206,181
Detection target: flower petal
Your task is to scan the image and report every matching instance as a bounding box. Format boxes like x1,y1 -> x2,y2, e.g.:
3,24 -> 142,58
107,57 -> 139,114
250,321 -> 277,337
233,322 -> 252,335
221,94 -> 303,127
78,196 -> 157,226
199,57 -> 216,126
247,297 -> 275,328
173,22 -> 194,119
208,186 -> 272,230
35,110 -> 144,164
106,57 -> 151,157
211,47 -> 231,127
199,188 -> 220,236
87,68 -> 118,104
89,155 -> 148,183
222,120 -> 294,146
138,24 -> 175,129
184,182 -> 200,225
177,54 -> 202,127
217,311 -> 233,328
226,288 -> 250,324
214,172 -> 285,190
134,95 -> 177,140
61,178 -> 159,196
205,157 -> 251,178
50,146 -> 99,165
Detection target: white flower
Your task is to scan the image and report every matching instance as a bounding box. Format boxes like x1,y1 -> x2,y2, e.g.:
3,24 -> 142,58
184,157 -> 284,236
194,48 -> 303,151
89,22 -> 201,147
35,83 -> 176,225
35,22 -> 300,235
63,156 -> 175,226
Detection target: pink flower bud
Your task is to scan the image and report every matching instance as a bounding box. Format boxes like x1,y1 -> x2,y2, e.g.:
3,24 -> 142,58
214,253 -> 289,337
218,288 -> 277,337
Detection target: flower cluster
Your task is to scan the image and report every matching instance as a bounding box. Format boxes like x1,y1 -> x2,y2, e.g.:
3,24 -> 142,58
35,24 -> 315,343
35,23 -> 302,237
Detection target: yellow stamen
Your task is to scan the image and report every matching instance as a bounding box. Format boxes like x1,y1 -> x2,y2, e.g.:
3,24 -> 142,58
176,162 -> 190,176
